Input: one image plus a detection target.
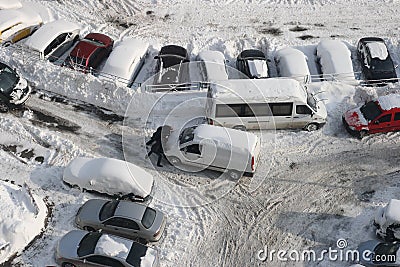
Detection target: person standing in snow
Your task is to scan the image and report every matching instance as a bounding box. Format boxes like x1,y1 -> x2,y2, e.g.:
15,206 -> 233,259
146,125 -> 172,167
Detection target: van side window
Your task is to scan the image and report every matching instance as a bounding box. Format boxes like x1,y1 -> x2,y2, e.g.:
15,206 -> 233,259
216,104 -> 242,117
185,144 -> 201,155
246,104 -> 271,116
376,114 -> 392,123
296,105 -> 312,115
395,113 -> 400,121
270,103 -> 293,116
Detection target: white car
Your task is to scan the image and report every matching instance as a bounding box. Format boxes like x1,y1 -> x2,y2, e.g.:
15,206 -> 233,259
275,47 -> 311,83
0,8 -> 42,45
24,19 -> 80,62
316,40 -> 355,82
197,50 -> 228,81
374,199 -> 400,241
63,157 -> 154,201
0,0 -> 22,9
101,38 -> 149,85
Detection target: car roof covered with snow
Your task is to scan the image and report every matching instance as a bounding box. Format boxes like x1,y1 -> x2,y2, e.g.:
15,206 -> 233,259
193,124 -> 258,153
210,78 -> 307,103
63,157 -> 154,198
0,0 -> 22,9
101,38 -> 149,81
377,94 -> 400,111
275,47 -> 310,81
317,40 -> 355,81
24,19 -> 80,52
197,50 -> 228,81
0,7 -> 42,30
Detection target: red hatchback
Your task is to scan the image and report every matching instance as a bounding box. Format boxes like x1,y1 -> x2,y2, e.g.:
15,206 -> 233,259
64,33 -> 113,72
343,94 -> 400,138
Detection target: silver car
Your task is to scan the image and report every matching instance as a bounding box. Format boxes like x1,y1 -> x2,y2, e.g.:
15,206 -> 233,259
75,199 -> 167,242
56,230 -> 159,267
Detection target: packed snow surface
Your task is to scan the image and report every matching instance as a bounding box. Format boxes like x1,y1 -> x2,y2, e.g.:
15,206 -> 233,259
378,94 -> 400,111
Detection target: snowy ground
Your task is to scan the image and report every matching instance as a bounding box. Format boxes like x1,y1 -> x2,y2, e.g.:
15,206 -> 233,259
1,0 -> 400,266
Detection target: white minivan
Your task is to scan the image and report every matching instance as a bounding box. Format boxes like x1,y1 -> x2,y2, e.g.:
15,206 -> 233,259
206,78 -> 327,131
164,124 -> 260,179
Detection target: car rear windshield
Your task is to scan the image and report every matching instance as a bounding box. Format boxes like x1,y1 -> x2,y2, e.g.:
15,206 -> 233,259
0,63 -> 18,95
161,55 -> 184,68
142,207 -> 156,229
360,101 -> 382,121
126,243 -> 150,266
77,232 -> 101,257
84,38 -> 105,46
65,56 -> 86,67
99,200 -> 119,221
371,58 -> 394,72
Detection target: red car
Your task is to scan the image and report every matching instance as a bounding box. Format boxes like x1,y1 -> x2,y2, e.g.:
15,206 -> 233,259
343,94 -> 400,138
64,33 -> 113,73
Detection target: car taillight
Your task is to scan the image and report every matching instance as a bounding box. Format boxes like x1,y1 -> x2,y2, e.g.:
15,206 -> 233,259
251,156 -> 255,171
209,118 -> 213,125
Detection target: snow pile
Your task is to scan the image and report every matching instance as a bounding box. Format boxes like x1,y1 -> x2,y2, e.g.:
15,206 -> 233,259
366,42 -> 389,60
0,181 -> 47,263
95,234 -> 130,258
378,94 -> 400,110
381,199 -> 400,224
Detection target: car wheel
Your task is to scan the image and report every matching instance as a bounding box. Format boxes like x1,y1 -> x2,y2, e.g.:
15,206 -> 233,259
358,130 -> 368,139
227,170 -> 241,180
83,226 -> 95,232
233,125 -> 247,131
168,156 -> 181,165
305,123 -> 318,132
62,263 -> 76,267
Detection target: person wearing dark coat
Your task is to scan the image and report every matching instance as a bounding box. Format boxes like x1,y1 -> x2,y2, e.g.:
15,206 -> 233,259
146,125 -> 172,167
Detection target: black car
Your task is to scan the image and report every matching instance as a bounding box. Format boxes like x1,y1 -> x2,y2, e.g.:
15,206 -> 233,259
357,37 -> 397,83
154,45 -> 189,84
236,49 -> 269,79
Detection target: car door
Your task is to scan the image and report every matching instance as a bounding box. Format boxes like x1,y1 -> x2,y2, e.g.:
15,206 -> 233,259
369,113 -> 393,134
393,112 -> 400,131
292,104 -> 313,128
103,217 -> 140,238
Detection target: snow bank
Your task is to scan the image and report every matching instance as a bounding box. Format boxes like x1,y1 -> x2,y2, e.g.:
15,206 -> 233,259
0,0 -> 22,9
378,94 -> 400,110
0,182 -> 47,263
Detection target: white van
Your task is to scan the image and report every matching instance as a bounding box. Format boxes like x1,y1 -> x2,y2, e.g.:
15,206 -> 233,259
197,50 -> 229,82
164,124 -> 260,178
206,78 -> 327,131
275,47 -> 311,83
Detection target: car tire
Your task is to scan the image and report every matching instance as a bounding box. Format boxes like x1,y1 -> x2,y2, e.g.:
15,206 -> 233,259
233,125 -> 247,131
358,130 -> 368,139
83,226 -> 95,232
168,156 -> 181,165
62,263 -> 76,267
227,170 -> 241,180
305,123 -> 318,132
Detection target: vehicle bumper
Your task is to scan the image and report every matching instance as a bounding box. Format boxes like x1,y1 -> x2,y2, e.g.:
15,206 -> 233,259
342,116 -> 359,137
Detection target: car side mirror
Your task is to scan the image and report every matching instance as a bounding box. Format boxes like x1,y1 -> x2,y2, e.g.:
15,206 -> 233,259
395,64 -> 399,69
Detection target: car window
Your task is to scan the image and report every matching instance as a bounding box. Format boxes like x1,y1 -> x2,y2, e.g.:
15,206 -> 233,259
296,105 -> 312,115
376,114 -> 392,123
270,103 -> 293,116
184,144 -> 201,155
85,255 -> 124,267
360,101 -> 382,121
104,217 -> 140,230
142,207 -> 156,229
77,232 -> 101,257
394,113 -> 400,121
99,201 -> 119,221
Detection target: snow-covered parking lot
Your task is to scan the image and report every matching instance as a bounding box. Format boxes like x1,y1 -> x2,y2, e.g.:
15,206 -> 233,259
1,0 -> 400,266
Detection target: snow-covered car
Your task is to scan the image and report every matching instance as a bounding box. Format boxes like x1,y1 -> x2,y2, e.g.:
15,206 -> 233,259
357,37 -> 397,83
24,19 -> 80,62
342,94 -> 400,138
197,50 -> 228,81
63,157 -> 154,201
0,8 -> 42,45
164,124 -> 261,179
0,0 -> 22,9
64,33 -> 114,73
101,38 -> 148,85
75,199 -> 167,242
56,230 -> 159,267
357,240 -> 400,266
154,45 -> 190,84
0,62 -> 31,112
316,40 -> 355,82
275,47 -> 311,83
236,49 -> 269,79
374,199 -> 400,241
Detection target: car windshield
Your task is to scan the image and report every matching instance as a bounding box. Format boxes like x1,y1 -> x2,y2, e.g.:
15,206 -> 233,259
0,63 -> 18,95
83,38 -> 105,47
99,201 -> 119,221
142,207 -> 156,229
77,232 -> 102,257
307,93 -> 317,112
371,58 -> 394,72
179,127 -> 195,145
160,55 -> 184,68
65,56 -> 86,67
126,243 -> 150,266
360,101 -> 382,121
